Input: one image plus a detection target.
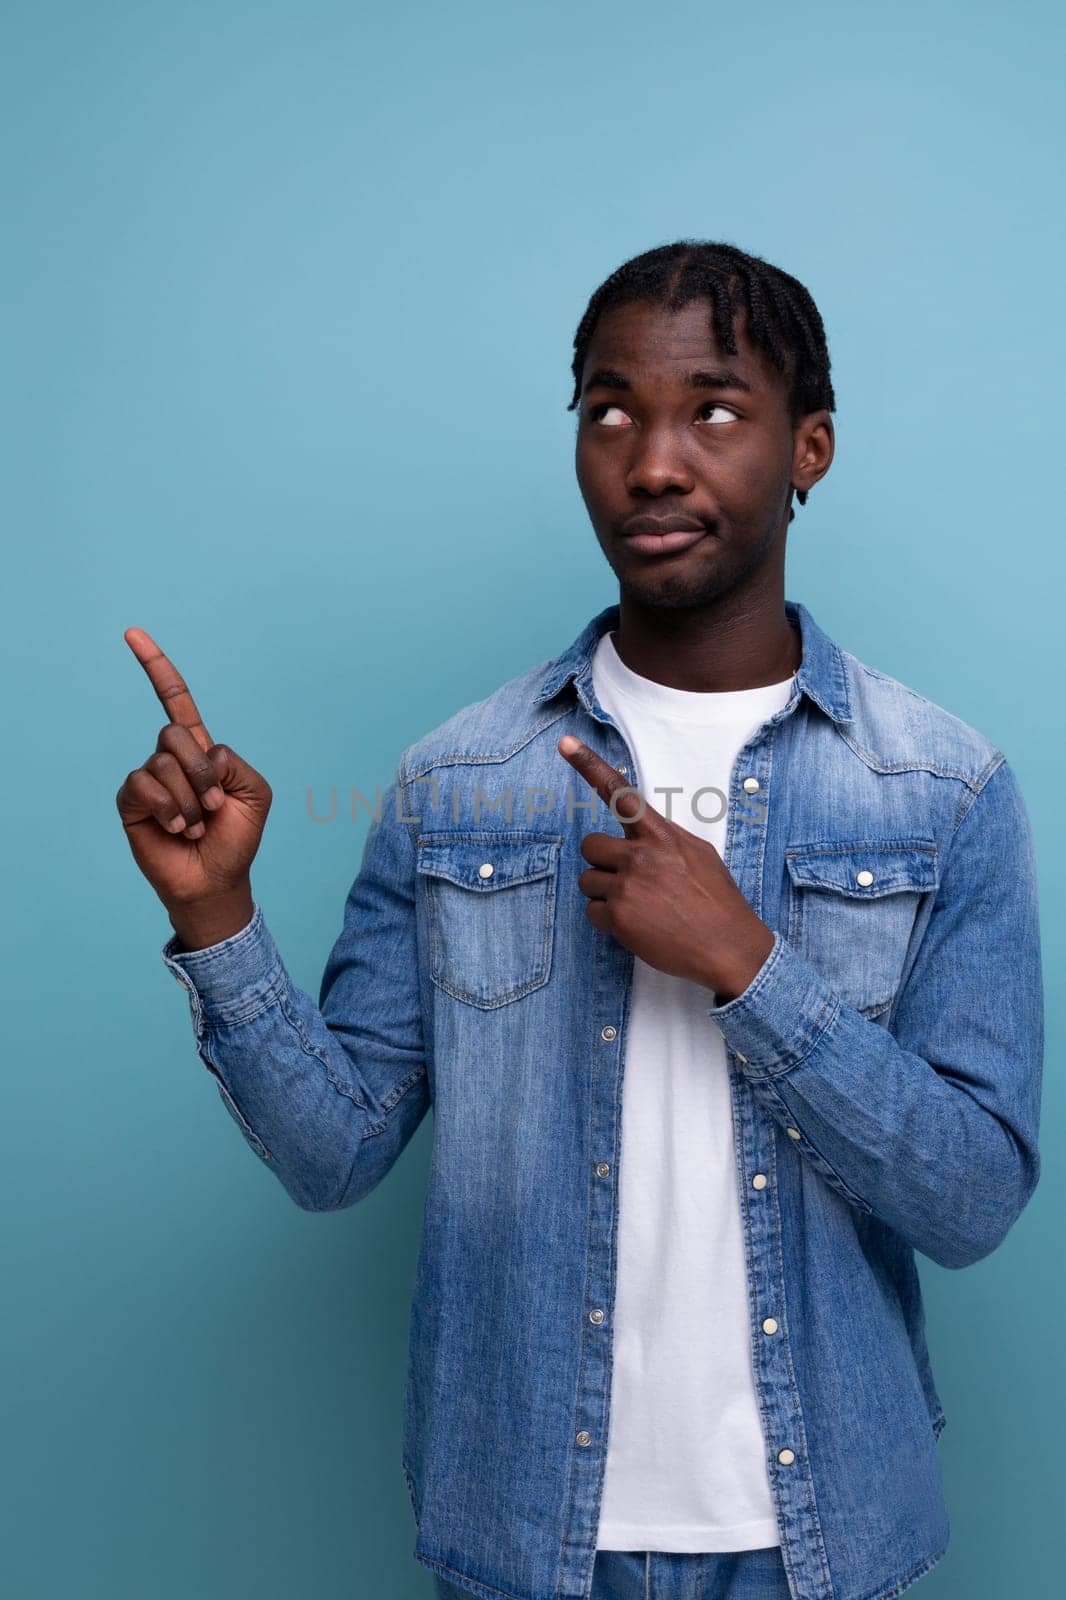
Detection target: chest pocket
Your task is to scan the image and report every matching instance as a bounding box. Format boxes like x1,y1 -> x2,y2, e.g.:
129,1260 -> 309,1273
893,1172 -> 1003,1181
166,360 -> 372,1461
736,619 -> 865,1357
416,833 -> 561,1009
785,840 -> 940,1020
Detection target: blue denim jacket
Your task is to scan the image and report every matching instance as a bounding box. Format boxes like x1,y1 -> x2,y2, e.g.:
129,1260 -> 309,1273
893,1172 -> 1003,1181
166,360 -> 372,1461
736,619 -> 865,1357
161,598 -> 1043,1600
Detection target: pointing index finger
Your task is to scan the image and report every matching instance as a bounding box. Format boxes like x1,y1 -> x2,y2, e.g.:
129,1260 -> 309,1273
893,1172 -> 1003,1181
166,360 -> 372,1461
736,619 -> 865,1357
124,626 -> 214,751
556,735 -> 654,833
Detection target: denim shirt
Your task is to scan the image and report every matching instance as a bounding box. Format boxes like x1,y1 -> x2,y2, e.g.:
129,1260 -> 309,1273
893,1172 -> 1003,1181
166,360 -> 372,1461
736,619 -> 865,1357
161,597 -> 1043,1600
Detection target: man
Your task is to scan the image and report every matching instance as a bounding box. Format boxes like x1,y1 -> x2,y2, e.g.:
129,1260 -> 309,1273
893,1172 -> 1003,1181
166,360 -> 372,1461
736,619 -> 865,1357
117,240 -> 1044,1600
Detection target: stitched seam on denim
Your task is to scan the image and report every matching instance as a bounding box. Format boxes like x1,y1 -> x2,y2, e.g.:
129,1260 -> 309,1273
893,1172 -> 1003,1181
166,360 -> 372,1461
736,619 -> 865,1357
760,1073 -> 873,1214
760,1100 -> 838,1596
359,1063 -> 427,1138
746,986 -> 843,1080
786,838 -> 939,854
594,939 -> 629,1546
950,748 -> 1006,833
400,1456 -> 420,1521
207,968 -> 288,1027
785,841 -> 939,899
266,987 -> 368,1107
167,902 -> 265,968
788,887 -> 916,1018
423,860 -> 557,1009
843,655 -> 1000,782
832,725 -> 991,787
555,922 -> 603,1598
403,704 -> 574,779
736,716 -> 773,924
729,1075 -> 794,1588
418,847 -> 559,893
417,829 -> 564,846
855,1543 -> 949,1600
213,1078 -> 271,1160
415,1554 -> 525,1600
711,926 -> 788,1016
717,940 -> 842,1074
198,1038 -> 270,1156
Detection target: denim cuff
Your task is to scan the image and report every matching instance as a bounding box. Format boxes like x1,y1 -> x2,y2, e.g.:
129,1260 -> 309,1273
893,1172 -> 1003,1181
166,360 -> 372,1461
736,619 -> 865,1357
161,901 -> 287,1026
706,929 -> 842,1077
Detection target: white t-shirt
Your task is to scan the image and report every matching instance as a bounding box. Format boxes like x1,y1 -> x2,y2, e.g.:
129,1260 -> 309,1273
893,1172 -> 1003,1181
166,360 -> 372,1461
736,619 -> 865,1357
590,626 -> 795,1553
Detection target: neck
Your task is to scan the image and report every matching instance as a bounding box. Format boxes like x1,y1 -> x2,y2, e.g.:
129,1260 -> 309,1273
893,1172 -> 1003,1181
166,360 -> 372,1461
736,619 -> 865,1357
611,585 -> 801,693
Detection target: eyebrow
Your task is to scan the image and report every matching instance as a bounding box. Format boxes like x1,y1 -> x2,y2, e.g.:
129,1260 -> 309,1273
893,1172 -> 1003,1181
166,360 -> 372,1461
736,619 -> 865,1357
582,365 -> 755,396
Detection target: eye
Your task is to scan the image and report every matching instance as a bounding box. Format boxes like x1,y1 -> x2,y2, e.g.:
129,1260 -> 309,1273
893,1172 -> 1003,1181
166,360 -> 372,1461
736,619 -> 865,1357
588,403 -> 632,427
697,402 -> 740,424
587,401 -> 740,427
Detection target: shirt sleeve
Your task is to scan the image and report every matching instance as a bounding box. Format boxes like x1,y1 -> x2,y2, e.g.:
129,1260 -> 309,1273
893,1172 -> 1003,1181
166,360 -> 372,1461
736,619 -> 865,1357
706,755 -> 1044,1269
161,759 -> 429,1211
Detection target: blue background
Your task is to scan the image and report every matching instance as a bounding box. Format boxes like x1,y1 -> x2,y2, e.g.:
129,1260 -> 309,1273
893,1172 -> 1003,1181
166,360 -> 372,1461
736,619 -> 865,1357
3,2 -> 1062,1596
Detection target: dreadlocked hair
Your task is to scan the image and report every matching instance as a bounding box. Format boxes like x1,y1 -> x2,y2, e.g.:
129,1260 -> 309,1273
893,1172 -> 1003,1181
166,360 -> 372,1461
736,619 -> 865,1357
566,240 -> 835,517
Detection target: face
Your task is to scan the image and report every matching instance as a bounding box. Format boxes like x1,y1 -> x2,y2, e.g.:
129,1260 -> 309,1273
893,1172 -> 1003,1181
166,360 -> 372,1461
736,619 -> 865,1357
574,296 -> 834,610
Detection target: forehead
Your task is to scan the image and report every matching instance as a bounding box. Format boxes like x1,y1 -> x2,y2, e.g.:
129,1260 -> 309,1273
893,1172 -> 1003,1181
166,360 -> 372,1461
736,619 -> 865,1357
581,295 -> 782,394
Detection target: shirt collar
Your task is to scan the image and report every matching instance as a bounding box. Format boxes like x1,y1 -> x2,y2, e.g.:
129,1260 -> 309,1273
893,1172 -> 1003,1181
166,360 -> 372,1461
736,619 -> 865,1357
532,596 -> 853,727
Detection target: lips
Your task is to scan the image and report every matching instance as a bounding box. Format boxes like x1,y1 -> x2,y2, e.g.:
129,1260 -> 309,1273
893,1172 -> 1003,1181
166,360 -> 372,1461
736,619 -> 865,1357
619,516 -> 710,557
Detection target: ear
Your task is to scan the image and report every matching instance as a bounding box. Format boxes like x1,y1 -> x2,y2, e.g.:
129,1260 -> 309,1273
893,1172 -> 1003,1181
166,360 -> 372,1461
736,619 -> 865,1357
791,411 -> 834,498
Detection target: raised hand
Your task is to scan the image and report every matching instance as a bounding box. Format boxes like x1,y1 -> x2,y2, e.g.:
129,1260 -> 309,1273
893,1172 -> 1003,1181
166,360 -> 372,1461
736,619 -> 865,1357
116,627 -> 273,942
556,734 -> 774,1003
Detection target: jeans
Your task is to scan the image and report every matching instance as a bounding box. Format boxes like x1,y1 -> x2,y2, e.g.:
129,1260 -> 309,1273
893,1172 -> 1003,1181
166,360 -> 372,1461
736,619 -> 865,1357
432,1545 -> 791,1599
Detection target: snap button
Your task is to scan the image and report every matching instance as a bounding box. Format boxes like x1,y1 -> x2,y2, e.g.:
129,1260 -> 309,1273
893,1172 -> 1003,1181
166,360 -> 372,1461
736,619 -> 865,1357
856,869 -> 874,886
615,764 -> 627,775
762,1317 -> 779,1335
576,1431 -> 592,1447
596,1162 -> 611,1178
478,862 -> 494,879
601,1025 -> 617,1041
778,1448 -> 796,1466
752,1173 -> 768,1190
742,777 -> 760,792
785,1127 -> 801,1140
589,1309 -> 605,1325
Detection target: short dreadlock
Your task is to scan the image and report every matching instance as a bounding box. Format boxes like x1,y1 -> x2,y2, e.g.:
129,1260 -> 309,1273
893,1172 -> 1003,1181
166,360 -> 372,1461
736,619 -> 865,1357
567,239 -> 835,518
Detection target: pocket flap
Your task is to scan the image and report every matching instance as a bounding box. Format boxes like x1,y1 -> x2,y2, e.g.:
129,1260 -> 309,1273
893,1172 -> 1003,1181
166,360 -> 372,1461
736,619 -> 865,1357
416,835 -> 561,892
785,840 -> 940,898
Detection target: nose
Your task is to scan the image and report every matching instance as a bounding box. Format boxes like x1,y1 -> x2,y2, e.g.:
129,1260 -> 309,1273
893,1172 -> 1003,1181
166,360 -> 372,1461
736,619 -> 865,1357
624,425 -> 696,497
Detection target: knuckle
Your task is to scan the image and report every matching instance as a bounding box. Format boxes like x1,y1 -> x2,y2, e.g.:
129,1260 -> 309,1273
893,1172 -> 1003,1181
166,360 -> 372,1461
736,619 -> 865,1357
185,755 -> 215,789
124,772 -> 151,805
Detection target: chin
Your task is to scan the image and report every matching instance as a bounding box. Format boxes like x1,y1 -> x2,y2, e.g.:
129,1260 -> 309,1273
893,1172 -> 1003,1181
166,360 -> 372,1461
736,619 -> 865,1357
617,564 -> 730,612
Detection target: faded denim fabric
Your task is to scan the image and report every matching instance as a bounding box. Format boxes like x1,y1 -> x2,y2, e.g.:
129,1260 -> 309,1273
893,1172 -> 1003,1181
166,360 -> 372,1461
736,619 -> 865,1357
161,598 -> 1044,1600
437,1546 -> 791,1600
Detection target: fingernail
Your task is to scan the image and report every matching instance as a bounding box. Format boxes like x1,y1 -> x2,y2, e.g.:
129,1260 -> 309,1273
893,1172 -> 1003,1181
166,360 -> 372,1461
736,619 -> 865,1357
168,815 -> 187,832
186,822 -> 206,840
203,786 -> 225,809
